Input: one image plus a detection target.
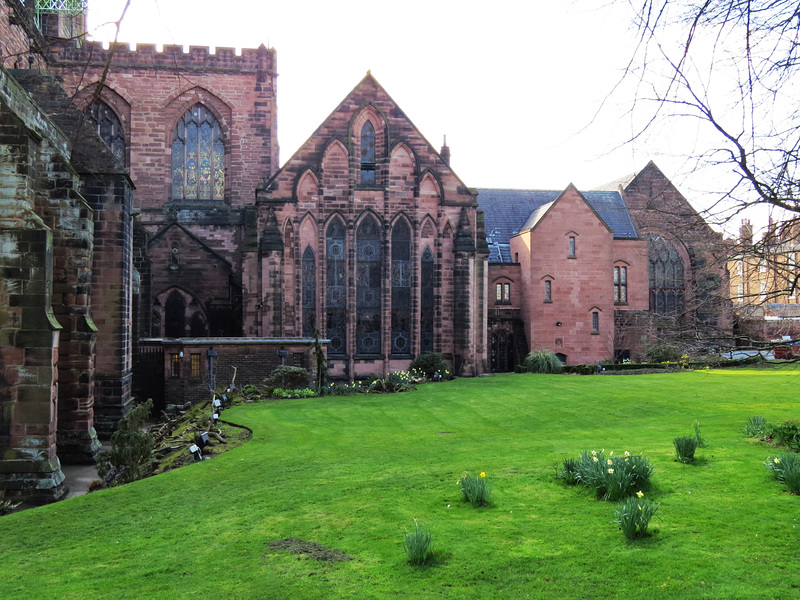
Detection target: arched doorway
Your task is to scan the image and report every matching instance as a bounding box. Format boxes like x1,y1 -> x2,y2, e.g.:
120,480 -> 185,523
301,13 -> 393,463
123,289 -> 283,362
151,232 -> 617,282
491,330 -> 515,372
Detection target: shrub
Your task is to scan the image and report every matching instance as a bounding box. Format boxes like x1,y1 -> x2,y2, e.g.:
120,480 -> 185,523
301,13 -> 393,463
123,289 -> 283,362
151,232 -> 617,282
765,453 -> 800,494
264,366 -> 310,391
409,353 -> 452,380
97,399 -> 155,485
647,343 -> 683,363
458,471 -> 493,507
743,415 -> 769,438
770,421 -> 800,452
674,436 -> 698,464
403,519 -> 434,565
523,350 -> 563,374
569,450 -> 653,501
614,492 -> 659,540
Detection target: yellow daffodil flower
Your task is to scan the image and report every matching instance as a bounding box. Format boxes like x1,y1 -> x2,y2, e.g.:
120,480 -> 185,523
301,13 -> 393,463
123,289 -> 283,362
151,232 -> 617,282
636,490 -> 644,498
480,472 -> 486,478
608,468 -> 614,474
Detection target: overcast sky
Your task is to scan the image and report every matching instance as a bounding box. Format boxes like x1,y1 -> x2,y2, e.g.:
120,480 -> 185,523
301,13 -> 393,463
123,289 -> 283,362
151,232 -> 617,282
85,0 -> 754,233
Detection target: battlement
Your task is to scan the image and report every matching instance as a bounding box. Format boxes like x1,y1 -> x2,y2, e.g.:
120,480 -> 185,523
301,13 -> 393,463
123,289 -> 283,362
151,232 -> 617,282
49,40 -> 276,73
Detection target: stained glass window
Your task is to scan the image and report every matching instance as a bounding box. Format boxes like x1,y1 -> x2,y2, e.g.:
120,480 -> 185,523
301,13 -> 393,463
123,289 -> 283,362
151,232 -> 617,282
360,121 -> 376,185
420,246 -> 435,354
391,220 -> 411,354
648,236 -> 685,314
326,219 -> 347,355
88,101 -> 125,166
302,245 -> 316,337
171,105 -> 225,201
357,216 -> 381,354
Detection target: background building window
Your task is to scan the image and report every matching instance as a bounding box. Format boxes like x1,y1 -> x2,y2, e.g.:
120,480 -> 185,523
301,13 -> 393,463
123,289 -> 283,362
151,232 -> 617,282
614,266 -> 628,304
171,104 -> 225,201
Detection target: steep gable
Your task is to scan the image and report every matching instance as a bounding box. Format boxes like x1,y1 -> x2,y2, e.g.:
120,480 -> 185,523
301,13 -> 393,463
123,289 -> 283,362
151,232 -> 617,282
258,72 -> 476,206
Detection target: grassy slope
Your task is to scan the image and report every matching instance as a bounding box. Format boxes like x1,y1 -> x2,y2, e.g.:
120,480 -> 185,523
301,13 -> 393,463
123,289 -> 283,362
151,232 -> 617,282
2,367 -> 799,599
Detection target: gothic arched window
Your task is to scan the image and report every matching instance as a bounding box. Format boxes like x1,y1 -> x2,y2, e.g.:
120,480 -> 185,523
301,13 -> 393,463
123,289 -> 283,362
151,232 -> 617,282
164,291 -> 186,338
391,220 -> 411,355
88,101 -> 125,166
420,246 -> 435,354
171,104 -> 225,201
357,216 -> 381,354
326,219 -> 347,355
302,245 -> 316,337
360,121 -> 376,185
648,236 -> 685,314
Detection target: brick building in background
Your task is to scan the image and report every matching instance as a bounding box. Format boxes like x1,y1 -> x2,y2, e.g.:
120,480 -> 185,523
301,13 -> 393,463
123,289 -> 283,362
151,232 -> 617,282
0,0 -> 731,502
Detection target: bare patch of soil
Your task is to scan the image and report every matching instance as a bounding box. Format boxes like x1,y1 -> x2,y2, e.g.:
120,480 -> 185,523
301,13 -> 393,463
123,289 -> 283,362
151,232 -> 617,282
267,537 -> 353,562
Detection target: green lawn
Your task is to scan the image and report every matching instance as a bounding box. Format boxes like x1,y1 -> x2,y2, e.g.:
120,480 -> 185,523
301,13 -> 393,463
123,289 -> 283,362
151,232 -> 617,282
2,367 -> 799,599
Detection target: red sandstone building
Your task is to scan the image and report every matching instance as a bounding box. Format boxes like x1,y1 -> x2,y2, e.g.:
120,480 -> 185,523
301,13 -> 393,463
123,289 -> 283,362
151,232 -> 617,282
0,1 -> 729,502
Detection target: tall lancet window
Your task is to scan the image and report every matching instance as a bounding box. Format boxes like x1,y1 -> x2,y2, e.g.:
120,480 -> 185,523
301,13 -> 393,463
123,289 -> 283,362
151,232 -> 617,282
420,246 -> 435,354
171,104 -> 225,201
88,101 -> 125,166
302,245 -> 316,337
326,219 -> 347,355
356,216 -> 381,354
391,220 -> 411,355
360,121 -> 376,185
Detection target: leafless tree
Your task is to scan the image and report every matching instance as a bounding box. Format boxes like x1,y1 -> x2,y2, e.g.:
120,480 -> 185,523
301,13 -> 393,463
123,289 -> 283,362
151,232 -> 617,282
621,0 -> 800,351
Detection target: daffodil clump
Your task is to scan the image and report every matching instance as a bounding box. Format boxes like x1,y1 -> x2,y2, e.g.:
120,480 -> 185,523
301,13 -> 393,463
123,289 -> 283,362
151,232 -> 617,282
674,435 -> 698,464
368,370 -> 416,393
458,471 -> 493,507
614,491 -> 660,540
403,518 -> 434,565
321,381 -> 364,396
558,449 -> 653,501
765,452 -> 800,494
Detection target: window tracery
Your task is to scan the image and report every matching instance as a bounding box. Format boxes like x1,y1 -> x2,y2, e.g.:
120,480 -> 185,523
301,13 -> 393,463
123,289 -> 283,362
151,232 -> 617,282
648,236 -> 685,313
88,101 -> 125,166
171,105 -> 225,201
420,246 -> 435,354
356,216 -> 382,354
391,220 -> 411,354
326,219 -> 347,354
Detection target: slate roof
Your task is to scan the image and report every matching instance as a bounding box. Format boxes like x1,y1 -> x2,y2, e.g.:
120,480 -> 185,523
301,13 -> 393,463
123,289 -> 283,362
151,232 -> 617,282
477,188 -> 639,263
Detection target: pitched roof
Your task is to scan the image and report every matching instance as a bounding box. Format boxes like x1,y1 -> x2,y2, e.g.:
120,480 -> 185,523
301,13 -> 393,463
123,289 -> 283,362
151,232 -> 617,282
477,188 -> 639,263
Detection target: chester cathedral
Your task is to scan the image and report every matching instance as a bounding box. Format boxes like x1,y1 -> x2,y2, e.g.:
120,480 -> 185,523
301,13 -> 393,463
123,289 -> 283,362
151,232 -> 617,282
0,1 -> 729,502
